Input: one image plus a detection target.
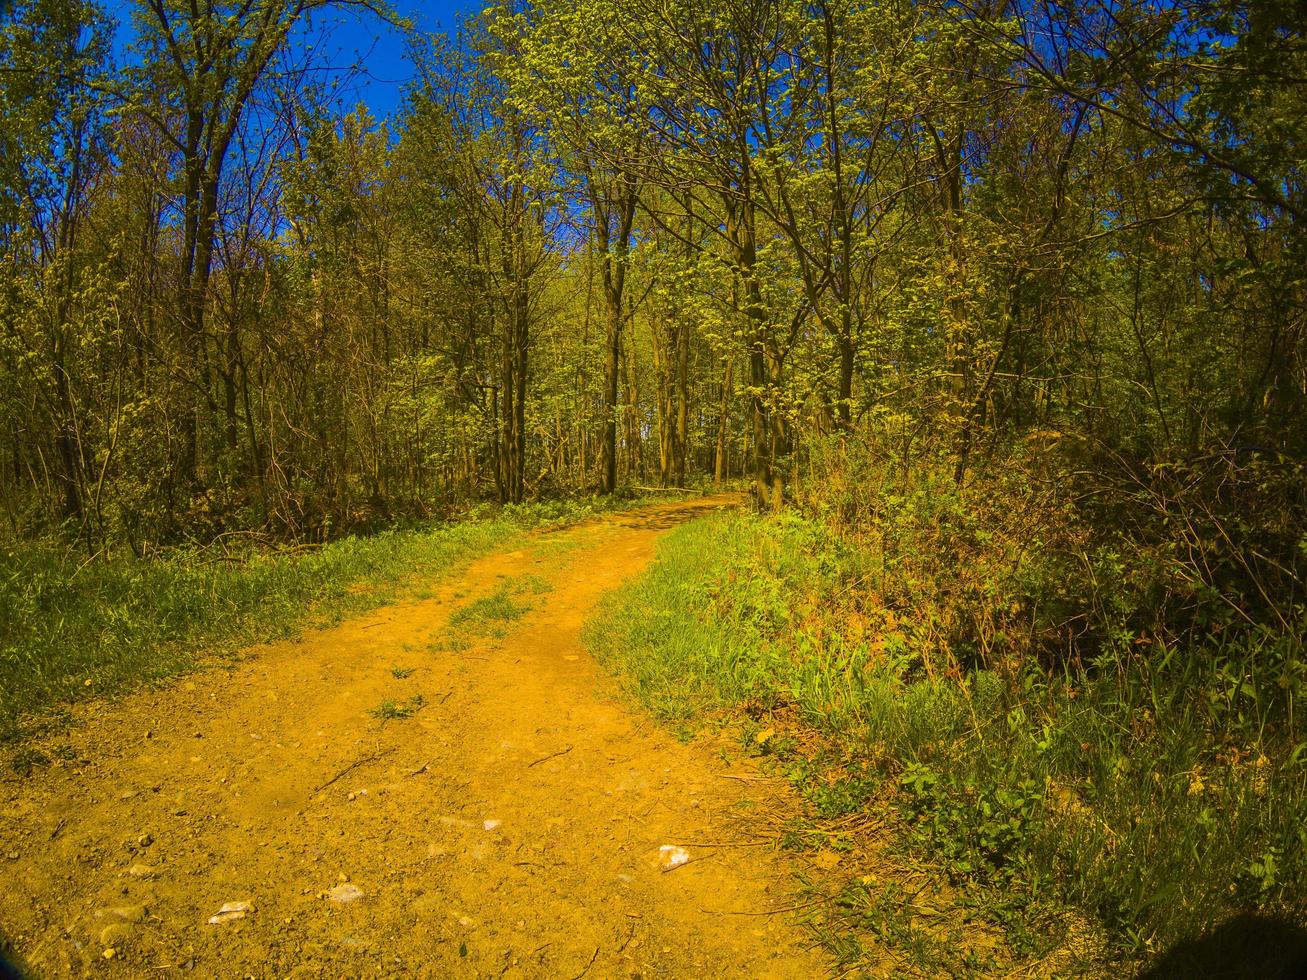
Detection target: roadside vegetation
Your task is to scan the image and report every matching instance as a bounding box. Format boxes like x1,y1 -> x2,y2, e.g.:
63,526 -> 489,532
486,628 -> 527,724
587,451 -> 1307,976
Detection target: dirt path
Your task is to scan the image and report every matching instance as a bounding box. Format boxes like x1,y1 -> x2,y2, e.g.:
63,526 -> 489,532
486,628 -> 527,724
1,497 -> 829,979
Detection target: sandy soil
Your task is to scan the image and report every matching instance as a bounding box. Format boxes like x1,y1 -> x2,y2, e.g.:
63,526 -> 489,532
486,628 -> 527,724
0,497 -> 831,979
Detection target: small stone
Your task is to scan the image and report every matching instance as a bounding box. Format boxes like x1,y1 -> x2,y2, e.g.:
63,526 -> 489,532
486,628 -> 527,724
5,853 -> 17,862
207,901 -> 251,924
137,834 -> 153,848
124,863 -> 158,879
107,905 -> 146,923
102,948 -> 116,960
326,883 -> 363,904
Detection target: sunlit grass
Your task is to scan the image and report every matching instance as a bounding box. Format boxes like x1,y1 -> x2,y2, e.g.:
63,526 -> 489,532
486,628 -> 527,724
584,510 -> 1307,974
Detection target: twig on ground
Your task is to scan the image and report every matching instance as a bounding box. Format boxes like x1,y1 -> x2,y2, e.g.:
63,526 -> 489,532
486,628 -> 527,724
699,897 -> 830,916
617,924 -> 637,954
405,759 -> 431,777
568,946 -> 600,980
662,851 -> 716,873
528,744 -> 573,768
314,747 -> 396,793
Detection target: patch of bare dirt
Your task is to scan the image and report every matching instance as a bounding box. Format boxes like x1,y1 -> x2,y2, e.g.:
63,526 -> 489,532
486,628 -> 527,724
0,497 -> 830,978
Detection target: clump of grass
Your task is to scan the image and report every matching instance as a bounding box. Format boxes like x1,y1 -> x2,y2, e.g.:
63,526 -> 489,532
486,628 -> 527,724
370,694 -> 426,720
585,509 -> 1307,975
8,746 -> 50,777
390,666 -> 415,679
449,575 -> 548,630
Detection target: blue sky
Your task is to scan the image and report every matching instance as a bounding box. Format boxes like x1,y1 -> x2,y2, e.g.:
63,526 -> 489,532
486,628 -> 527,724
106,0 -> 485,120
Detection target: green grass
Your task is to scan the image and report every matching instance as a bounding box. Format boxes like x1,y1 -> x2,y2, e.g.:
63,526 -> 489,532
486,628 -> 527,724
0,494 -> 648,745
371,694 -> 426,720
584,510 -> 1307,976
448,574 -> 553,631
449,584 -> 531,628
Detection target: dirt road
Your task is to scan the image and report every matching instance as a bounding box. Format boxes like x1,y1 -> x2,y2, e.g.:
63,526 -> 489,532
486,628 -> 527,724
0,497 -> 829,978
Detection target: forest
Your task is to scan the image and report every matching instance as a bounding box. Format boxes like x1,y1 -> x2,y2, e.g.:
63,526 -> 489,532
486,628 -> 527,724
2,0 -> 1305,974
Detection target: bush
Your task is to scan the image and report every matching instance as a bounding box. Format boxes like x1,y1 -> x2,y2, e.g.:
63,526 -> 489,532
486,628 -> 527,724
586,494 -> 1307,968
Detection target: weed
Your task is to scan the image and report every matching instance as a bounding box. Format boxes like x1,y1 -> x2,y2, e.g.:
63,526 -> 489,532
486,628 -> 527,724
390,666 -> 415,679
371,694 -> 426,720
8,746 -> 49,776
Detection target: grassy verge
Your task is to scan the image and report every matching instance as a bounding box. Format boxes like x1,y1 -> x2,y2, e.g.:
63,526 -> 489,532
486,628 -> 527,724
584,509 -> 1307,976
0,493 -> 654,746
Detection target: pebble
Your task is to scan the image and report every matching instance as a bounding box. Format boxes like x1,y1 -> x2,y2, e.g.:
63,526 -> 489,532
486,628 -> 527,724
326,883 -> 364,904
207,901 -> 251,925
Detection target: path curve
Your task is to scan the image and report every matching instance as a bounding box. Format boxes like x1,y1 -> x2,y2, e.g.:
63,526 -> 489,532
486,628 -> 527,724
1,497 -> 828,978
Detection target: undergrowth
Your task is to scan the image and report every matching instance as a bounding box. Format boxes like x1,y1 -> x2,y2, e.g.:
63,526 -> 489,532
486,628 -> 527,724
0,494 -> 649,744
585,473 -> 1307,975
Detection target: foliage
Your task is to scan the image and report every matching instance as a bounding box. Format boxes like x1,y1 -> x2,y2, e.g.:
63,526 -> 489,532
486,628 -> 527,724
586,497 -> 1307,970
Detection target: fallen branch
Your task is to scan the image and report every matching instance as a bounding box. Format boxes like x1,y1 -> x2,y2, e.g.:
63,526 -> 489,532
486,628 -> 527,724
405,759 -> 431,778
314,747 -> 396,793
528,745 -> 573,768
630,486 -> 701,494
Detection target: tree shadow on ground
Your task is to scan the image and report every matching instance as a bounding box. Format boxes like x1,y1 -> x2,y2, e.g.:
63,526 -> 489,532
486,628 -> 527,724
620,497 -> 736,531
1138,914 -> 1307,979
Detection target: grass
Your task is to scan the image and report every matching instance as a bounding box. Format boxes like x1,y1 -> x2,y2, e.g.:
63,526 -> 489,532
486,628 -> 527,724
0,494 -> 650,745
448,574 -> 553,631
371,694 -> 426,720
448,584 -> 531,628
584,509 -> 1307,976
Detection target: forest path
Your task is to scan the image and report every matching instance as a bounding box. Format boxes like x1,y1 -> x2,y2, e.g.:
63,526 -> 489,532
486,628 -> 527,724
1,496 -> 830,979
